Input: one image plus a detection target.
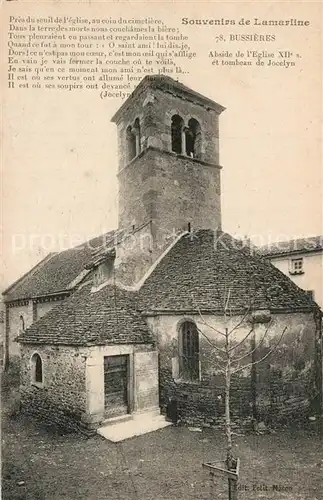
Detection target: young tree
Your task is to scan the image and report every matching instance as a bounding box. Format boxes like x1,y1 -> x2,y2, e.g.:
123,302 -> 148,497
196,289 -> 287,499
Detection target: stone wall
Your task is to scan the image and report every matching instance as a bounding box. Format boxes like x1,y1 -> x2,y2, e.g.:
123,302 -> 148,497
116,82 -> 223,251
114,223 -> 155,287
146,311 -> 319,428
116,85 -> 221,171
19,342 -> 159,432
112,79 -> 223,288
20,344 -> 88,432
118,147 -> 221,252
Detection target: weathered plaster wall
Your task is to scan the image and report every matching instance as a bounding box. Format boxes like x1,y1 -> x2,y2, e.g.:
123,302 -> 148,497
269,252 -> 323,309
36,299 -> 65,320
146,311 -> 318,428
6,302 -> 33,357
4,298 -> 66,362
20,344 -> 88,432
134,349 -> 159,412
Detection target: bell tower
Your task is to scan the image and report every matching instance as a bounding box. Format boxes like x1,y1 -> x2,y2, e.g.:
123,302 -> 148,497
111,75 -> 225,255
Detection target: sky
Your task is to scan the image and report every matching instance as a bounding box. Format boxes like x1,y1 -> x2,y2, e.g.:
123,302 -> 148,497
2,1 -> 322,288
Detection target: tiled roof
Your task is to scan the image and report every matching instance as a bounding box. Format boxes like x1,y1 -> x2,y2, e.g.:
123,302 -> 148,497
85,227 -> 135,269
258,236 -> 323,257
17,229 -> 317,346
138,230 -> 316,313
3,232 -> 115,302
18,283 -> 152,345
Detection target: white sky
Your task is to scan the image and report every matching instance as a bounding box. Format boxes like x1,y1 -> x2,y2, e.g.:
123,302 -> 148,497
2,1 -> 322,287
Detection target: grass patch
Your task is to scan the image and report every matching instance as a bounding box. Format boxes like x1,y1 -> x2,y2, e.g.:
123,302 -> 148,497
1,364 -> 322,499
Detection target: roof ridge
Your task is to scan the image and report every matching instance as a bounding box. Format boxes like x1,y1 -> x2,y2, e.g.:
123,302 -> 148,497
259,234 -> 323,247
258,235 -> 323,256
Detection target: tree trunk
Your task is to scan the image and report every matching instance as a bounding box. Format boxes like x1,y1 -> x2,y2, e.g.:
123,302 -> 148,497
225,327 -> 233,470
225,361 -> 237,499
225,367 -> 233,469
251,332 -> 257,425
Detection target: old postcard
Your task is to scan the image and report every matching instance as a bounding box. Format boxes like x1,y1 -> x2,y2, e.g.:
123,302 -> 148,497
1,1 -> 322,499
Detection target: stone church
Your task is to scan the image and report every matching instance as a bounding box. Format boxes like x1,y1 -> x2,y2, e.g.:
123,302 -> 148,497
4,75 -> 322,439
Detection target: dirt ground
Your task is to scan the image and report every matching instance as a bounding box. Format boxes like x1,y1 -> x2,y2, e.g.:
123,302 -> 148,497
2,386 -> 322,500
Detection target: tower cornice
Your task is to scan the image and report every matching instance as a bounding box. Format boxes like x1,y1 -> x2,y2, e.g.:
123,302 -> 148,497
117,146 -> 223,176
111,75 -> 226,124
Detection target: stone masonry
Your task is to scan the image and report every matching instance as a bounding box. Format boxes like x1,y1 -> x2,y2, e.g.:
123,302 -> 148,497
147,311 -> 320,428
19,338 -> 159,432
20,344 -> 88,432
113,76 -> 224,255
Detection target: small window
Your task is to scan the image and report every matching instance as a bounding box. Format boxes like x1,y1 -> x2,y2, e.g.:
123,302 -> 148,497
179,321 -> 199,381
31,353 -> 43,386
289,258 -> 304,275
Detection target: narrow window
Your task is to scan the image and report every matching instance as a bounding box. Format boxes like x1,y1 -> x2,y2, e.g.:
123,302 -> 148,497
32,302 -> 37,323
31,353 -> 43,385
126,125 -> 136,162
19,314 -> 25,332
133,118 -> 141,156
126,118 -> 141,162
179,321 -> 199,380
186,118 -> 202,158
171,114 -> 184,154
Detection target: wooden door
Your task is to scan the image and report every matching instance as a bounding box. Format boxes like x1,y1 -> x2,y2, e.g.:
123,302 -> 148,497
104,355 -> 129,418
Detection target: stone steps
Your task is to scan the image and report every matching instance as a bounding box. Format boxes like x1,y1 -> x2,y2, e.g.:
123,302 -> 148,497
97,410 -> 172,442
101,414 -> 133,426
